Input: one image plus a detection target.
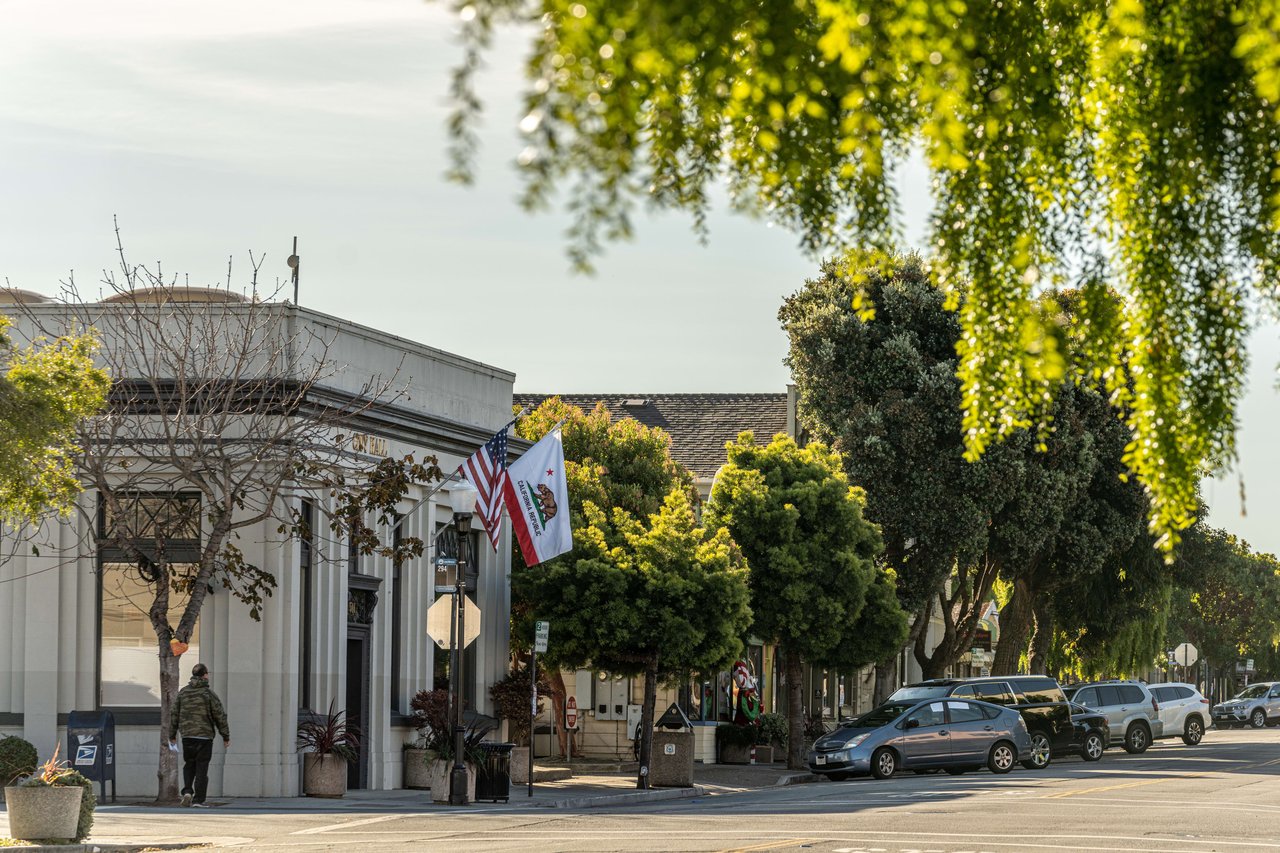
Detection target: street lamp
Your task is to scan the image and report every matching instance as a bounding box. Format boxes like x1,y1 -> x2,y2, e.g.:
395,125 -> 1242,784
446,480 -> 478,806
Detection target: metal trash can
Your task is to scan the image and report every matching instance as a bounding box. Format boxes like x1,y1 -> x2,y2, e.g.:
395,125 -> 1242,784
474,742 -> 514,803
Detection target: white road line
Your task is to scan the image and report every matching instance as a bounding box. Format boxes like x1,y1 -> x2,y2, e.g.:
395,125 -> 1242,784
289,814 -> 403,835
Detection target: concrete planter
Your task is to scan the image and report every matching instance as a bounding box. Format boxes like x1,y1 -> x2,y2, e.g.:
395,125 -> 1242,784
303,754 -> 348,798
4,784 -> 84,841
752,745 -> 774,764
718,742 -> 752,765
428,759 -> 476,803
404,748 -> 437,790
509,746 -> 530,785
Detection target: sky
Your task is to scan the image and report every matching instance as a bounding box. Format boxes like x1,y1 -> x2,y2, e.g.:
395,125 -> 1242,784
0,0 -> 1274,554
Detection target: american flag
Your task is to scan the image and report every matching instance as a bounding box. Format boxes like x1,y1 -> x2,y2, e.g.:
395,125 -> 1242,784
460,420 -> 513,551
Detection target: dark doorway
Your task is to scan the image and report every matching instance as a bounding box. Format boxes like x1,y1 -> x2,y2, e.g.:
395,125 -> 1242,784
345,629 -> 370,790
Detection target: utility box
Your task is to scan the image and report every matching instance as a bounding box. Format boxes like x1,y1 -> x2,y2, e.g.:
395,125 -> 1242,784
66,709 -> 116,803
648,703 -> 694,788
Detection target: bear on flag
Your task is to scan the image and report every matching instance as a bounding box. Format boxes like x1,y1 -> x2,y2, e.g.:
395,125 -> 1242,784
502,428 -> 572,566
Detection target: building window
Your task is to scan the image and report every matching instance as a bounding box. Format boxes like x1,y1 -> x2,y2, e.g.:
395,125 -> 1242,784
98,492 -> 202,709
299,499 -> 314,710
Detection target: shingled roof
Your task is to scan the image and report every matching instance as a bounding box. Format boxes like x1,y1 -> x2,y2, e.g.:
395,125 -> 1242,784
513,393 -> 791,479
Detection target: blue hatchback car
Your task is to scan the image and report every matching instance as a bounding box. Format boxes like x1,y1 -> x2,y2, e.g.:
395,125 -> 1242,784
807,698 -> 1034,780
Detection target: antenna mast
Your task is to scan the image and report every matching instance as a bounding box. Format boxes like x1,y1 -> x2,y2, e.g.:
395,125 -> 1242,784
287,236 -> 300,304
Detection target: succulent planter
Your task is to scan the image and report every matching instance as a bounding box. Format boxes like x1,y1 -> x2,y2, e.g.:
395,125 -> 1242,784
302,754 -> 348,798
509,747 -> 530,785
428,759 -> 476,803
403,748 -> 436,790
4,784 -> 84,841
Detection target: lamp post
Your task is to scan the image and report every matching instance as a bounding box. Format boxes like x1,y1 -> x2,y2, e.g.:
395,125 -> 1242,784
447,481 -> 478,806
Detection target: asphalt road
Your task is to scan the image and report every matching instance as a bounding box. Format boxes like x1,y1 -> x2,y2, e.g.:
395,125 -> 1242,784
50,728 -> 1280,852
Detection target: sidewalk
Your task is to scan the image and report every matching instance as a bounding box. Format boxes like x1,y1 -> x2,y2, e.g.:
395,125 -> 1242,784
0,761 -> 817,851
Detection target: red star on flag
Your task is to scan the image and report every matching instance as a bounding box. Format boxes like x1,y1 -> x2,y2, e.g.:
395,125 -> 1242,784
546,468 -> 554,476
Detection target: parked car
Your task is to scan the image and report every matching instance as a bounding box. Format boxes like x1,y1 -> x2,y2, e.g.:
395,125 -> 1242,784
1211,682 -> 1280,729
808,697 -> 1033,780
1062,680 -> 1163,752
1065,703 -> 1109,762
889,675 -> 1073,770
1150,682 -> 1210,744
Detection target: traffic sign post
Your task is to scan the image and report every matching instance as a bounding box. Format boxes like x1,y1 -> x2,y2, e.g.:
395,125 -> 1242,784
530,620 -> 550,798
565,695 -> 578,766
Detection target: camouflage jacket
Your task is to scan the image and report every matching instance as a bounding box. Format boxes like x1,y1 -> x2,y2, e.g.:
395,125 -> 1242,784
169,677 -> 230,741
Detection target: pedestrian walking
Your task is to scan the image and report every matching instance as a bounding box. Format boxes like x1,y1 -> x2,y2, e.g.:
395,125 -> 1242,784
168,663 -> 230,807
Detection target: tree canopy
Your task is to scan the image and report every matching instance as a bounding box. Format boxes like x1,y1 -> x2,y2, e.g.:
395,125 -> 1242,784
445,0 -> 1280,557
513,399 -> 750,786
0,314 -> 107,524
705,432 -> 901,767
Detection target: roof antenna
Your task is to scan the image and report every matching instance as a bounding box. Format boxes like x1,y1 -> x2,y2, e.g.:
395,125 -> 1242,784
287,236 -> 300,304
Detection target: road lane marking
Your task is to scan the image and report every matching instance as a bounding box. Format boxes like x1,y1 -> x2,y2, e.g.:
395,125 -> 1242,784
289,814 -> 402,835
714,840 -> 819,853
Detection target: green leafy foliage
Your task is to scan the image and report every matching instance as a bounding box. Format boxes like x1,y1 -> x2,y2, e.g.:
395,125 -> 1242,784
0,316 -> 108,525
705,431 -> 900,765
444,0 -> 1280,558
488,666 -> 549,746
756,712 -> 789,749
715,723 -> 758,749
0,736 -> 37,787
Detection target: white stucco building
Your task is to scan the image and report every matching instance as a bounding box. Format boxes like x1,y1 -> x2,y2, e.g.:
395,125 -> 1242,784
0,289 -> 515,797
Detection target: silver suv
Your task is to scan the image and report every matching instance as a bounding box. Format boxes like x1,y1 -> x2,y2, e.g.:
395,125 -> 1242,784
1064,681 -> 1163,753
1212,682 -> 1280,729
1150,682 -> 1210,745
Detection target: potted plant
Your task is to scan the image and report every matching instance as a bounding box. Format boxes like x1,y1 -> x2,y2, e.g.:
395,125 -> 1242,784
757,713 -> 788,763
297,700 -> 361,798
489,667 -> 546,785
715,722 -> 758,764
0,735 -> 37,804
404,688 -> 450,790
428,719 -> 495,803
4,745 -> 95,843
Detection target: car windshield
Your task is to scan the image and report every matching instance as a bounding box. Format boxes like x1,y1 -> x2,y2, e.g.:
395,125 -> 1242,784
1236,684 -> 1268,699
843,702 -> 915,729
888,685 -> 951,702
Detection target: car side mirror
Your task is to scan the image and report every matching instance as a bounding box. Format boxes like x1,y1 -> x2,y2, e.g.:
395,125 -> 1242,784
904,718 -> 920,730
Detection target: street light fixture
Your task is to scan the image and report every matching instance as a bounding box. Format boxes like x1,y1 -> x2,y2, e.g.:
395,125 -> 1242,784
446,480 -> 478,806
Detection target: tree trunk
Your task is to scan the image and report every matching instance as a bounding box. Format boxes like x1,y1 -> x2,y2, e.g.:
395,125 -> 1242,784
1028,597 -> 1053,675
873,656 -> 898,706
784,647 -> 806,770
155,633 -> 181,803
636,654 -> 659,789
991,577 -> 1033,676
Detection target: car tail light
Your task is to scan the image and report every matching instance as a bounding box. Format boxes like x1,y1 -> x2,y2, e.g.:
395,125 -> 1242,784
1152,697 -> 1159,715
1201,698 -> 1210,704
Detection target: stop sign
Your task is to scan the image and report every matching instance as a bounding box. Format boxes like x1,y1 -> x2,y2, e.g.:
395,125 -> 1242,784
566,696 -> 578,729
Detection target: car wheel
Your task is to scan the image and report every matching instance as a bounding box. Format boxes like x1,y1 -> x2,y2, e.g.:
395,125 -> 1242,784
945,767 -> 968,776
1183,717 -> 1204,746
870,747 -> 897,780
1124,723 -> 1151,754
988,741 -> 1016,774
1020,732 -> 1052,770
827,772 -> 850,782
1251,708 -> 1267,729
1081,731 -> 1105,762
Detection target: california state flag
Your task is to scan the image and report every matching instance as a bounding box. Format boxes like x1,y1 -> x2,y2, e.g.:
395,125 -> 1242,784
502,429 -> 573,566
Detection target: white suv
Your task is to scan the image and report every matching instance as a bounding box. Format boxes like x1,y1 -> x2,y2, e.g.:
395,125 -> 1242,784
1150,683 -> 1210,745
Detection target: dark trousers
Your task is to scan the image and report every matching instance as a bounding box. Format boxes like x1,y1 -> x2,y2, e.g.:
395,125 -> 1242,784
181,737 -> 214,803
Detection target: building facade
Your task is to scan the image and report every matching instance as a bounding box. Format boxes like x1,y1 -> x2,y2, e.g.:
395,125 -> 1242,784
0,292 -> 516,797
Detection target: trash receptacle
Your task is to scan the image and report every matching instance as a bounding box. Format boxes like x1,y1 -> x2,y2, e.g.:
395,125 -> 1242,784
474,742 -> 514,803
66,710 -> 116,803
649,703 -> 695,788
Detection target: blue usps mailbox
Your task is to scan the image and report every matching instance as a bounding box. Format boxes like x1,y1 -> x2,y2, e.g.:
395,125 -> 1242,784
66,710 -> 116,803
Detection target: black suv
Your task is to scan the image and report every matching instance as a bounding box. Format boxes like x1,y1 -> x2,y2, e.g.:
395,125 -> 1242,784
888,676 -> 1074,770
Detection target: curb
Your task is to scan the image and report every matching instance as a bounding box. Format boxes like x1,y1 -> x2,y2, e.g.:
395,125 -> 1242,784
774,772 -> 822,786
540,785 -> 706,809
0,844 -> 203,852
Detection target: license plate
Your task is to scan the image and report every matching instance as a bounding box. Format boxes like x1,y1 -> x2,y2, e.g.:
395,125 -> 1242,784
815,755 -> 827,765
